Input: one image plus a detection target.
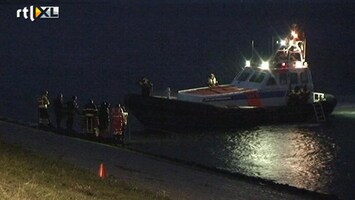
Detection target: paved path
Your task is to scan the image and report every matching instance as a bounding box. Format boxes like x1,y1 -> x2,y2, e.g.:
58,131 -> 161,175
0,121 -> 333,200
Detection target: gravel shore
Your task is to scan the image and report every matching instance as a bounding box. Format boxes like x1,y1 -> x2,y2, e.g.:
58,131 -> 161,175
0,120 -> 335,200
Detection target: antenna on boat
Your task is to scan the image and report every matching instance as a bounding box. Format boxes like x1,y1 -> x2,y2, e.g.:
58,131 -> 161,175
251,40 -> 254,64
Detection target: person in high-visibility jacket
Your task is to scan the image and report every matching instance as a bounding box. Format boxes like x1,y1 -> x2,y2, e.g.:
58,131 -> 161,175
83,99 -> 99,136
208,73 -> 218,87
111,104 -> 126,143
38,90 -> 51,126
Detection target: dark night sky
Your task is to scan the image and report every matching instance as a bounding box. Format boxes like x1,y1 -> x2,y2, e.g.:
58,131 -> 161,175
0,1 -> 354,121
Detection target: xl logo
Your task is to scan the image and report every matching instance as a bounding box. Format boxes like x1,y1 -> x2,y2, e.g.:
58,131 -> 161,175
16,6 -> 59,21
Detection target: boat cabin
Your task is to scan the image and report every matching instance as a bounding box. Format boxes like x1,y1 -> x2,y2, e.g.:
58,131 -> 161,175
177,25 -> 317,107
231,65 -> 314,93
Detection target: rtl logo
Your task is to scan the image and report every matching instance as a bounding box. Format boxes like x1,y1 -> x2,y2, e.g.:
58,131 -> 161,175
17,6 -> 59,21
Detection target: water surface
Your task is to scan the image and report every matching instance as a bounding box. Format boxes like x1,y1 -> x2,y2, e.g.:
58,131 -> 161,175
128,104 -> 355,199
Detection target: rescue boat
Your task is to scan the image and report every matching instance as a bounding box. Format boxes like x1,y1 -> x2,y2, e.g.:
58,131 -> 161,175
125,25 -> 337,131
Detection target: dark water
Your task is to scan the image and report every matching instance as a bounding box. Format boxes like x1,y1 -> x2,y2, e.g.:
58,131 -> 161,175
127,103 -> 355,199
0,1 -> 355,199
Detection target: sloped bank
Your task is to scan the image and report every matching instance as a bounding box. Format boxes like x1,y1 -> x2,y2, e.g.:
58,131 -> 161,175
0,117 -> 338,200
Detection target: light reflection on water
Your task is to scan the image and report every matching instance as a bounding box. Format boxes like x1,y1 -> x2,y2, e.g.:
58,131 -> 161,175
129,124 -> 337,193
220,126 -> 336,192
128,105 -> 355,198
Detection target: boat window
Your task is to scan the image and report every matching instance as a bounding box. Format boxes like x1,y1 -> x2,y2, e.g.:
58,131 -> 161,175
290,73 -> 298,84
249,72 -> 258,82
279,73 -> 287,85
266,76 -> 277,86
300,71 -> 308,84
237,69 -> 253,81
249,72 -> 265,83
255,73 -> 265,83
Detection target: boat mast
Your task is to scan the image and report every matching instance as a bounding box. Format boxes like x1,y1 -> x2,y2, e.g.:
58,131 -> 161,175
251,40 -> 254,64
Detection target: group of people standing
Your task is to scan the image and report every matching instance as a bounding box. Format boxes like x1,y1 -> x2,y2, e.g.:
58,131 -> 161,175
38,90 -> 127,142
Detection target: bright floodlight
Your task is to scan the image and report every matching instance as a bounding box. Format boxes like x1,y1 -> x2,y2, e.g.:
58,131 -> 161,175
245,60 -> 251,67
260,61 -> 269,70
291,31 -> 298,39
295,61 -> 303,68
280,40 -> 286,46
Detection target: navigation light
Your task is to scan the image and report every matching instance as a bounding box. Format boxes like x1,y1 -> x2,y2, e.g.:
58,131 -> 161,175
260,61 -> 269,70
291,31 -> 298,39
245,60 -> 251,67
295,61 -> 303,68
280,40 -> 286,46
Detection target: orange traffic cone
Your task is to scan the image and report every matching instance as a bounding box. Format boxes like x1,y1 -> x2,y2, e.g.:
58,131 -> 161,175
98,163 -> 107,178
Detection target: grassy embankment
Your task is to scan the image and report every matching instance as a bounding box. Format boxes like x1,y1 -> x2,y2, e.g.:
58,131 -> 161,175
0,141 -> 168,200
